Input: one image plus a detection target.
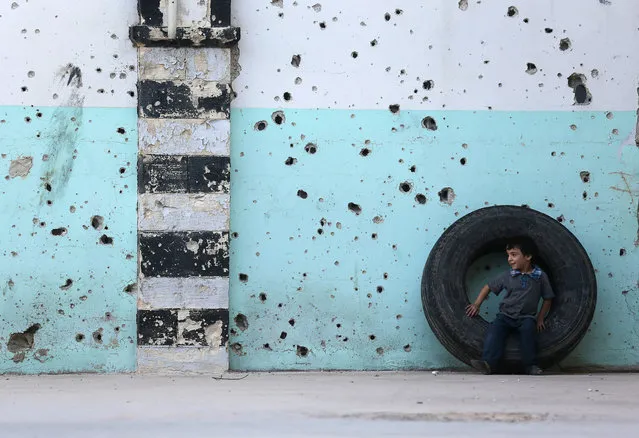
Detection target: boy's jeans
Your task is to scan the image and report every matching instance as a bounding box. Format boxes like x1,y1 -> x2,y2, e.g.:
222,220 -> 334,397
482,314 -> 537,369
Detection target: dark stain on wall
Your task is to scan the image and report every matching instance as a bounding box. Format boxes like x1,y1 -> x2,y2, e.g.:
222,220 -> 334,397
137,309 -> 177,345
140,231 -> 229,277
139,155 -> 230,193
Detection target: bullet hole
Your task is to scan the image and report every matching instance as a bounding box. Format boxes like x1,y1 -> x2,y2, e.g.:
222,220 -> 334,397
395,8 -> 403,14
580,171 -> 590,183
559,38 -> 571,51
263,343 -> 272,350
548,203 -> 554,208
285,157 -> 297,165
567,73 -> 592,105
377,286 -> 384,293
438,187 -> 455,205
582,191 -> 588,200
291,54 -> 301,67
59,279 -> 73,290
25,117 -> 31,123
351,51 -> 358,58
51,227 -> 67,236
523,18 -> 529,23
415,194 -> 427,204
92,330 -> 103,344
234,314 -> 249,331
231,343 -> 243,354
557,215 -> 565,223
44,182 -> 52,192
404,344 -> 411,352
280,331 -> 287,339
376,347 -> 384,355
384,12 -> 391,21
526,63 -> 538,74
620,248 -> 626,256
286,318 -> 296,327
90,215 -> 104,230
507,6 -> 518,16
47,200 -> 53,206
99,234 -> 113,245
305,143 -> 317,154
370,39 -> 378,46
421,116 -> 437,131
297,345 -> 309,357
606,112 -> 613,119
254,120 -> 268,131
119,167 -> 126,175
317,228 -> 324,235
319,21 -> 326,29
458,0 -> 468,11
423,80 -> 434,90
123,283 -> 136,294
570,124 -> 577,131
612,128 -> 619,135
116,127 -> 125,135
21,86 -> 28,92
389,104 -> 400,114
399,181 -> 412,193
360,148 -> 371,157
258,292 -> 268,302
127,91 -> 135,97
348,202 -> 362,215
591,69 -> 599,78
27,71 -> 35,78
545,28 -> 553,33
76,333 -> 85,342
239,273 -> 249,282
460,157 -> 467,165
297,189 -> 308,199
272,111 -> 285,124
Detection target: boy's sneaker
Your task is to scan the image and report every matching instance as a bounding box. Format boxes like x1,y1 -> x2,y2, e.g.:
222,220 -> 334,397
470,359 -> 492,375
526,365 -> 543,375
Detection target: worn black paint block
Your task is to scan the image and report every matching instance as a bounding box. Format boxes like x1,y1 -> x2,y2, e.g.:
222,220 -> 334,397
188,156 -> 230,193
138,80 -> 199,118
139,155 -> 188,193
178,309 -> 229,346
130,26 -> 240,48
138,0 -> 163,26
198,84 -> 231,117
140,232 -> 229,277
211,0 -> 232,27
137,309 -> 178,346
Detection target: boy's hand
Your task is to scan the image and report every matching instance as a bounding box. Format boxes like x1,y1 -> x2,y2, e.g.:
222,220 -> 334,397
465,303 -> 480,318
537,319 -> 546,332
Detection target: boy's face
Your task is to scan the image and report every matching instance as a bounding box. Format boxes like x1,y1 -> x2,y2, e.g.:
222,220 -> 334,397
507,247 -> 532,271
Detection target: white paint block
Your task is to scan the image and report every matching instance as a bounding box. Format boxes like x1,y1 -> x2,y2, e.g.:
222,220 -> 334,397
186,49 -> 231,82
139,48 -> 187,81
177,0 -> 211,28
138,193 -> 230,232
137,346 -> 228,375
138,277 -> 229,309
139,118 -> 230,155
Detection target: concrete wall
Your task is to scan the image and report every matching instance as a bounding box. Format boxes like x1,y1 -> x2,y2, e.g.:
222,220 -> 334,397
229,1 -> 639,370
0,0 -> 138,372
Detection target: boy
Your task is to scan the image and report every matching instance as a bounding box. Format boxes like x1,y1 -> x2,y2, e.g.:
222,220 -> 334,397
465,239 -> 554,375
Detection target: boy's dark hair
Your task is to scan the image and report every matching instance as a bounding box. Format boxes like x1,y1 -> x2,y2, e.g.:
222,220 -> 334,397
506,237 -> 537,258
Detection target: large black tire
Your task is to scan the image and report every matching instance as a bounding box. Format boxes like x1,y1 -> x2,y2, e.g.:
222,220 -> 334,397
421,205 -> 597,369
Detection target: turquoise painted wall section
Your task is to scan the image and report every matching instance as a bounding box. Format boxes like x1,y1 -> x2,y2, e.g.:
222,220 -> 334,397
229,108 -> 639,370
0,106 -> 137,373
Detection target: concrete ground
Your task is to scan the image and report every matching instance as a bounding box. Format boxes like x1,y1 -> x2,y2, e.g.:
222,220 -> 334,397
1,372 -> 638,437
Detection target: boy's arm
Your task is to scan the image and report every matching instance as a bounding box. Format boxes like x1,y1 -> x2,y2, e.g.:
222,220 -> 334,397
537,299 -> 552,331
466,285 -> 491,317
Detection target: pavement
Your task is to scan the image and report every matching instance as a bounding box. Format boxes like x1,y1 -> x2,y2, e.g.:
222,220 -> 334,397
1,371 -> 638,437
